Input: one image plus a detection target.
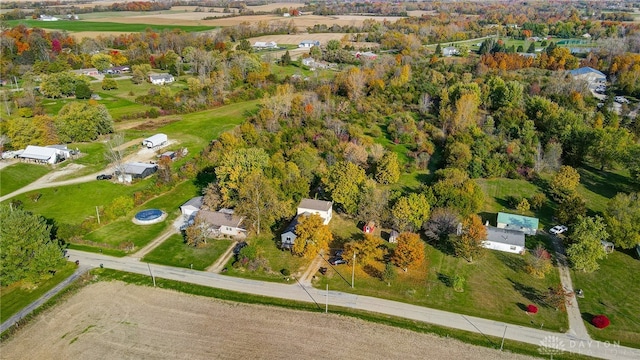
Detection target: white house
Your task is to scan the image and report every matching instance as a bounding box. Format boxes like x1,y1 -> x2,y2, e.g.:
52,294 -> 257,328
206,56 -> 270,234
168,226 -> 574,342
482,226 -> 526,254
71,68 -> 100,77
180,196 -> 203,218
442,46 -> 459,57
40,15 -> 59,21
280,214 -> 300,250
253,41 -> 278,49
497,212 -> 539,235
299,40 -> 320,48
18,145 -> 61,164
142,133 -> 168,148
197,209 -> 246,239
297,198 -> 332,225
149,73 -> 175,85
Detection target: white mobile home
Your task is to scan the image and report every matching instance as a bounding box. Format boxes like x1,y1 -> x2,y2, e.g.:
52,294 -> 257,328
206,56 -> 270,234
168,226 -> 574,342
482,226 -> 525,254
142,133 -> 168,148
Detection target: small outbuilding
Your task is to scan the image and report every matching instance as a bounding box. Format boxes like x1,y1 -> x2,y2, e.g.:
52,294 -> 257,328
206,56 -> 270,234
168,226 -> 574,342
180,196 -> 203,218
363,221 -> 375,234
142,133 -> 168,148
601,240 -> 615,254
442,46 -> 459,57
388,230 -> 399,243
482,226 -> 526,254
122,162 -> 157,179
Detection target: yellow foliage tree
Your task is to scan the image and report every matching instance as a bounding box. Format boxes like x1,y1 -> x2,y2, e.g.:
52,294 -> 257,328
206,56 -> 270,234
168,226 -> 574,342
391,232 -> 425,272
292,214 -> 332,258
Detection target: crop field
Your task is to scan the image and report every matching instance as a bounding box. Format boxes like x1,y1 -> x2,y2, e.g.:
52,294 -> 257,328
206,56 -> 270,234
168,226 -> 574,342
4,19 -> 215,33
0,282 -> 537,360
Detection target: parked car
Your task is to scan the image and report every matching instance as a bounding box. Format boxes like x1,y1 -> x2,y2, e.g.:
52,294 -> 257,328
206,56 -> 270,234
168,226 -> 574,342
550,225 -> 568,235
233,241 -> 248,255
614,96 -> 630,104
329,257 -> 347,265
594,86 -> 606,94
96,174 -> 113,180
334,249 -> 344,258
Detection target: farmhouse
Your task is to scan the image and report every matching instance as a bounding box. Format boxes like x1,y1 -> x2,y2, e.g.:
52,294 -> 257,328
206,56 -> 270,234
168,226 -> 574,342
180,196 -> 203,218
569,67 -> 606,84
149,73 -> 175,85
122,162 -> 157,179
482,226 -> 526,254
442,46 -> 459,57
71,68 -> 99,77
253,41 -> 278,49
18,145 -> 62,164
497,212 -> 539,235
355,51 -> 377,60
197,209 -> 246,239
39,15 -> 59,21
299,40 -> 320,48
297,198 -> 332,225
280,214 -> 300,250
106,66 -> 130,74
142,133 -> 168,148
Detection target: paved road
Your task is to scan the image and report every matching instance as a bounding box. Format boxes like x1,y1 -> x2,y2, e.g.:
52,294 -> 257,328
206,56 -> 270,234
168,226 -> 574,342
62,249 -> 640,360
0,265 -> 91,333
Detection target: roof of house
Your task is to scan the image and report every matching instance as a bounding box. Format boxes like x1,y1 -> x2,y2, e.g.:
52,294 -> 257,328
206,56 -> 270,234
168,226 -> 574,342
298,198 -> 332,212
485,226 -> 525,247
46,145 -> 68,150
497,212 -> 539,230
283,214 -> 301,234
19,145 -> 58,160
123,162 -> 157,175
143,133 -> 167,143
149,73 -> 174,81
198,209 -> 244,229
569,67 -> 606,78
181,196 -> 203,209
300,40 -> 320,44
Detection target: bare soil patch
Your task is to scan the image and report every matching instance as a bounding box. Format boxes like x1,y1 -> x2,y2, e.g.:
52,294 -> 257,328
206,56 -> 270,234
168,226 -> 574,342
0,282 -> 537,360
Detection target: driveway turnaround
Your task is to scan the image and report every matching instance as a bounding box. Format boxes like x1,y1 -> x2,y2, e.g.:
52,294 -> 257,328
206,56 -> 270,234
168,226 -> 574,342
60,250 -> 639,360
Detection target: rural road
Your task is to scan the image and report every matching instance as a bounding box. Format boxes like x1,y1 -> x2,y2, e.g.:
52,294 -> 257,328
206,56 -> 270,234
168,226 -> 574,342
55,249 -> 639,360
0,265 -> 91,334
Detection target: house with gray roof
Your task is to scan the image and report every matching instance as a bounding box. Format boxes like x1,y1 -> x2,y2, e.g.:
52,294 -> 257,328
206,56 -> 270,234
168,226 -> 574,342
482,226 -> 525,254
180,196 -> 203,217
197,209 -> 246,239
297,198 -> 332,225
123,162 -> 157,179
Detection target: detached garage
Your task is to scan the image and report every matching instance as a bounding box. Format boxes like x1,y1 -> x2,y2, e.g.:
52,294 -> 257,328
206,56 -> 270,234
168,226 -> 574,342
123,162 -> 157,179
142,134 -> 168,148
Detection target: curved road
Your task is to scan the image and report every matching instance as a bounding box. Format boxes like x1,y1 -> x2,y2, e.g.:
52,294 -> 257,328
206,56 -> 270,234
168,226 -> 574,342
33,250 -> 637,360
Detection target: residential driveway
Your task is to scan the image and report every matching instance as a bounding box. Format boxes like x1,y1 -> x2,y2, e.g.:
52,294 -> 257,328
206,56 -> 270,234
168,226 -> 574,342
61,249 -> 640,360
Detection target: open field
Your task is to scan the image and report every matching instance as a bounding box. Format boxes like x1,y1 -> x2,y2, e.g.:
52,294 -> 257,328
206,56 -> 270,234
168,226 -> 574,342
0,281 -> 537,360
0,163 -> 51,197
4,19 -> 214,32
143,235 -> 232,270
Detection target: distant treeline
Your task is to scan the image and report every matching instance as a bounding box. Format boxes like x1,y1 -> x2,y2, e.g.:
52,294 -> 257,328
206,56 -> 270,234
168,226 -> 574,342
0,1 -> 171,19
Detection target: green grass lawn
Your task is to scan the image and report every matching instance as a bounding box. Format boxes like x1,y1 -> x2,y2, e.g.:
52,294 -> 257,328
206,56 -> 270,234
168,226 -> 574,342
223,234 -> 310,283
5,20 -> 215,33
143,234 -> 232,270
0,262 -> 76,323
572,249 -> 640,348
0,163 -> 51,196
314,235 -> 568,332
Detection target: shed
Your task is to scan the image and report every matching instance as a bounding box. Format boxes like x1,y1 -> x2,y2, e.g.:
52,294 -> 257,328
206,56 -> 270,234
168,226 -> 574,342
18,145 -> 61,164
297,198 -> 332,225
442,46 -> 459,57
160,151 -> 176,161
482,226 -> 525,254
601,240 -> 615,254
363,221 -> 375,234
142,133 -> 168,148
497,212 -> 539,235
388,230 -> 399,243
180,196 -> 203,217
123,162 -> 157,179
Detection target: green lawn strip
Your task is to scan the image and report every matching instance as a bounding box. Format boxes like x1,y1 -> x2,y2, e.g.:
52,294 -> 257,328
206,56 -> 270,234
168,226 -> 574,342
142,234 -> 232,270
0,262 -> 76,323
0,163 -> 51,196
572,249 -> 640,348
574,165 -> 638,214
315,239 -> 568,332
5,20 -> 215,33
67,243 -> 126,257
91,268 -> 595,360
84,180 -> 198,249
223,234 -> 309,283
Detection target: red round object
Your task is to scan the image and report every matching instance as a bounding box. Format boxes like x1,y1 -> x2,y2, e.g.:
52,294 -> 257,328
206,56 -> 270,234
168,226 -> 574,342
592,315 -> 610,329
527,304 -> 538,314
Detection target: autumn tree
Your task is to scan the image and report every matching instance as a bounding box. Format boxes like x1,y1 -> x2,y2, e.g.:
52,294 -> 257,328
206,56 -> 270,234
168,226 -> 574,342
0,206 -> 65,286
215,147 -> 269,206
423,208 -> 460,243
391,193 -> 431,232
525,244 -> 553,279
391,232 -> 425,272
604,192 -> 640,249
342,233 -> 384,266
555,194 -> 586,226
292,214 -> 332,258
102,78 -> 118,90
91,53 -> 112,72
590,127 -> 633,171
431,168 -> 484,216
357,187 -> 389,226
104,132 -> 126,177
544,283 -> 571,312
185,215 -> 209,248
55,102 -> 113,143
236,172 -> 287,235
549,165 -> 580,202
450,214 -> 486,263
323,161 -> 368,215
375,152 -> 401,185
567,216 -> 609,272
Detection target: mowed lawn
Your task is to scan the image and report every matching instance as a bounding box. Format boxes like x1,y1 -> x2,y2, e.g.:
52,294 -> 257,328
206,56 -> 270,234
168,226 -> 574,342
572,249 -> 640,348
0,262 -> 76,323
314,235 -> 568,332
0,163 -> 51,196
5,20 -> 214,33
143,234 -> 233,270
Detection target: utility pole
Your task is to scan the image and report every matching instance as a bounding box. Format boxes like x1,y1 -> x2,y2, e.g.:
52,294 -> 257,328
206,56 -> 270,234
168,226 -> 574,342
351,252 -> 356,288
325,284 -> 328,313
147,263 -> 156,287
96,206 -> 100,224
500,326 -> 507,351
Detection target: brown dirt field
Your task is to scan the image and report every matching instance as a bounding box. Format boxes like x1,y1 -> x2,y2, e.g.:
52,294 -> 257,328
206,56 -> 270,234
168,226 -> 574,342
0,282 -> 537,360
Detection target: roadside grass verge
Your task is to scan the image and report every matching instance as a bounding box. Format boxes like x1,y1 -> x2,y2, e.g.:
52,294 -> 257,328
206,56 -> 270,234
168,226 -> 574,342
0,163 -> 51,196
572,249 -> 640,348
315,237 -> 568,332
4,20 -> 215,33
142,234 -> 232,270
0,262 -> 76,323
83,268 -> 595,360
223,234 -> 310,282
